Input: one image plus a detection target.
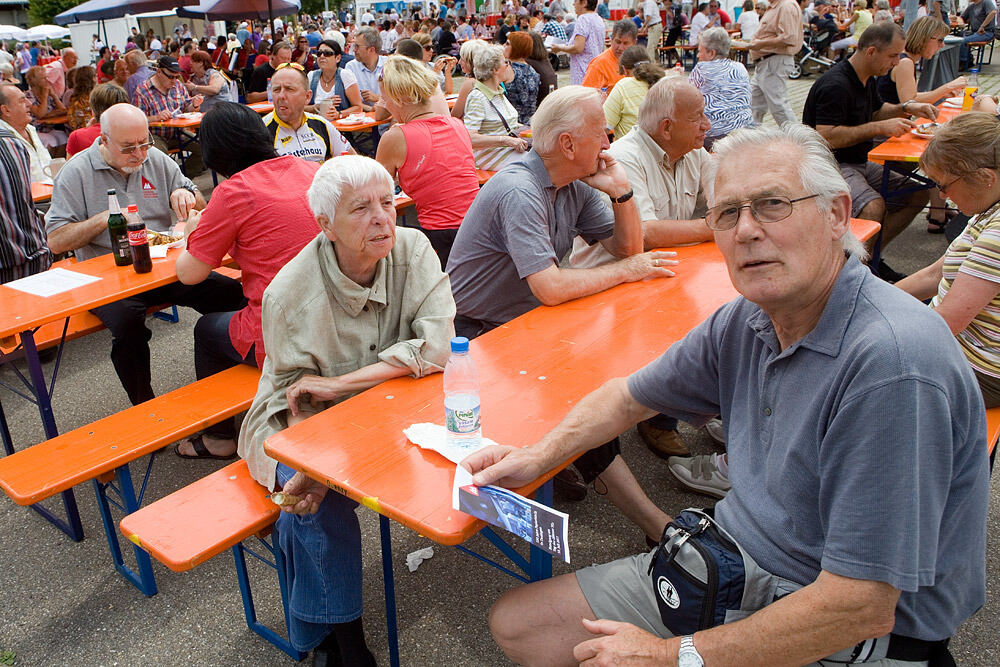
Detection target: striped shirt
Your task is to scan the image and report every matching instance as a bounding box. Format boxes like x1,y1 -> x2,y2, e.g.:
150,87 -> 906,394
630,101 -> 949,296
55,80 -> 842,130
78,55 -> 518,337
689,58 -> 754,139
463,82 -> 522,171
0,129 -> 50,282
933,200 -> 1000,377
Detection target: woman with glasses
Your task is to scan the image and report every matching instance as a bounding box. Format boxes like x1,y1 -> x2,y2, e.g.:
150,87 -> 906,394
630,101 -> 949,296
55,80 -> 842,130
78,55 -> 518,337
375,55 -> 480,268
185,50 -> 233,113
291,35 -> 317,71
412,31 -> 455,93
463,43 -> 528,170
896,113 -> 1000,407
306,40 -> 364,120
876,16 -> 966,232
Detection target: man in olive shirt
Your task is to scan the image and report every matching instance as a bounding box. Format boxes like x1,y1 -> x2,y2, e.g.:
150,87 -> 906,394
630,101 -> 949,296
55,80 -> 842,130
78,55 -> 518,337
748,0 -> 803,126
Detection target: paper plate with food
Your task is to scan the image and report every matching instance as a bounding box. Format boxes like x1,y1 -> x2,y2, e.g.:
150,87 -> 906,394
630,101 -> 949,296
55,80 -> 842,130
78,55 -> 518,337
941,96 -> 965,109
911,122 -> 942,138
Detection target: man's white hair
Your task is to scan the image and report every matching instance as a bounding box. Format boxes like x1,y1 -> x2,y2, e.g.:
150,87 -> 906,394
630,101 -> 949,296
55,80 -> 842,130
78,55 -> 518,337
307,154 -> 394,221
531,85 -> 602,156
636,74 -> 690,135
708,123 -> 868,260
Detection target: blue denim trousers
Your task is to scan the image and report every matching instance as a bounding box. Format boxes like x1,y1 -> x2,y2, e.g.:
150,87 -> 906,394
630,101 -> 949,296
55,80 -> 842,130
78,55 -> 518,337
275,463 -> 364,651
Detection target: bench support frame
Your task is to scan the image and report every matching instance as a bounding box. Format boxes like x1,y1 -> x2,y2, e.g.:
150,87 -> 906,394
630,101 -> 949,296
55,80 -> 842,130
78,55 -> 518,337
93,459 -> 159,596
230,530 -> 307,661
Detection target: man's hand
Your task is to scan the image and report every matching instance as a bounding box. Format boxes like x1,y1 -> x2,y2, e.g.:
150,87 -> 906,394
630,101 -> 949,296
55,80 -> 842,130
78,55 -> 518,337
906,102 -> 939,121
579,151 -> 630,198
879,117 -> 916,137
460,444 -> 548,487
170,187 -> 196,223
155,109 -> 172,121
360,89 -> 379,103
286,374 -> 344,416
278,471 -> 329,515
574,619 -> 672,666
622,250 -> 679,280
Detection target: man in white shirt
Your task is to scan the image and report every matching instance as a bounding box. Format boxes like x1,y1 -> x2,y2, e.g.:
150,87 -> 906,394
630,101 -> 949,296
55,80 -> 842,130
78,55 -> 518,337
0,84 -> 51,183
381,21 -> 401,52
643,0 -> 663,61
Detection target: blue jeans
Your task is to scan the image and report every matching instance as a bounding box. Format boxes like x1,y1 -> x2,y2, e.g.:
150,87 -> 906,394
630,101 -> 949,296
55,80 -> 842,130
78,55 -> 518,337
275,463 -> 364,652
960,31 -> 994,67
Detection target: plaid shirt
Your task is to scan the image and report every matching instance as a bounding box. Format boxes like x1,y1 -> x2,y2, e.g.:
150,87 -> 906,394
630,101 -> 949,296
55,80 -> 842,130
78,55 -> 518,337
541,20 -> 568,40
131,77 -> 192,140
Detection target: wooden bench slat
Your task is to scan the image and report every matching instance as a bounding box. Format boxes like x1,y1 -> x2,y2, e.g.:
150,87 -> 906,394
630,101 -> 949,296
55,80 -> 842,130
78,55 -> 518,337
0,364 -> 261,505
986,407 -> 1000,457
119,459 -> 277,572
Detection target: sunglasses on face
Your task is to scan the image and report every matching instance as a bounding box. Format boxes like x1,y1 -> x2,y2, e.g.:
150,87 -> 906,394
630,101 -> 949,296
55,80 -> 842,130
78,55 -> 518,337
160,70 -> 180,79
108,135 -> 155,155
317,49 -> 336,56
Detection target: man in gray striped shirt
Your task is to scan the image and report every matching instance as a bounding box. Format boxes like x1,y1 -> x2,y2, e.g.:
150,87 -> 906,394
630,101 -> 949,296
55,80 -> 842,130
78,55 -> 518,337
0,126 -> 50,283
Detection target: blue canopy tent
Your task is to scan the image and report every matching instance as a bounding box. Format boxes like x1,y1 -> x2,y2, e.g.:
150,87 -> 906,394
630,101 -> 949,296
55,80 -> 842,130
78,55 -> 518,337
54,0 -> 192,48
176,0 -> 302,38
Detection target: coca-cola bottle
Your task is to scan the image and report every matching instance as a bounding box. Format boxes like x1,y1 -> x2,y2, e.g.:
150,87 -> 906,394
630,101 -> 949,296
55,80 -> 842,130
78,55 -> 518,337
126,205 -> 152,274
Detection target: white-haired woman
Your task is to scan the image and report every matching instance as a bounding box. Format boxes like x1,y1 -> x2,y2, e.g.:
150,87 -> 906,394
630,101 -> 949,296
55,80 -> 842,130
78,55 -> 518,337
238,154 -> 455,665
451,38 -> 489,119
463,43 -> 529,170
689,27 -> 753,150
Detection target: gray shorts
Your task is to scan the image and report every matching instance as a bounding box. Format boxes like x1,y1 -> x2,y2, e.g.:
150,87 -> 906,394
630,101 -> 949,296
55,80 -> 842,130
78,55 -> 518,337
840,162 -> 912,217
575,549 -> 927,667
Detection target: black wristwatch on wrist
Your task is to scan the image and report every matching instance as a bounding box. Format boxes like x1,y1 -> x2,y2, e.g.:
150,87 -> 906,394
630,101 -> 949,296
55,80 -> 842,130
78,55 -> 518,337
610,189 -> 634,204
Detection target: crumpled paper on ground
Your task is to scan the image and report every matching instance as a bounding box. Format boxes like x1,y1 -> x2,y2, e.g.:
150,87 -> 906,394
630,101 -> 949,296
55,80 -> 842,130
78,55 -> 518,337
406,546 -> 434,572
403,422 -> 497,464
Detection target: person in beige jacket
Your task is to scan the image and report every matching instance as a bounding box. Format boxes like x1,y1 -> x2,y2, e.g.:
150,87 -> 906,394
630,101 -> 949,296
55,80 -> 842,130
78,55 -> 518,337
748,0 -> 803,126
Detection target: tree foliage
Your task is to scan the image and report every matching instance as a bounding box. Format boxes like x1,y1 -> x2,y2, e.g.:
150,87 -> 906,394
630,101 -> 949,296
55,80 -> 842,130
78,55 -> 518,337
28,0 -> 78,26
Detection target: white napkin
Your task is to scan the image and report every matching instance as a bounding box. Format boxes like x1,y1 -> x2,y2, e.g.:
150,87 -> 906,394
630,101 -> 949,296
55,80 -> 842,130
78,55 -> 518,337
405,546 -> 435,572
149,244 -> 169,259
403,422 -> 496,464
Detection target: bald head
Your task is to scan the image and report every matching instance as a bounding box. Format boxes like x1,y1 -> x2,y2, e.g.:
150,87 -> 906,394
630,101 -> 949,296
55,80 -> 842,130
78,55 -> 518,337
62,48 -> 78,68
101,103 -> 148,136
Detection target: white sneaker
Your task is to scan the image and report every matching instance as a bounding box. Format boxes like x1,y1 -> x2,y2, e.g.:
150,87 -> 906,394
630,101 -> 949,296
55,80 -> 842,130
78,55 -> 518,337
667,453 -> 731,499
704,418 -> 726,445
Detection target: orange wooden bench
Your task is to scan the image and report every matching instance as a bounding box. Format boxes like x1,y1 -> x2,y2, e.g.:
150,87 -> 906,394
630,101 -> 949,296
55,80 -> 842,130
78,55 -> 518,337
0,363 -> 262,597
985,406 -> 999,460
119,459 -> 303,659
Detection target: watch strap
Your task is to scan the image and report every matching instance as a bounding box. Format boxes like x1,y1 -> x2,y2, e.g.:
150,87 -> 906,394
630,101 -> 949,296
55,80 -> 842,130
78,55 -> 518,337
610,189 -> 634,204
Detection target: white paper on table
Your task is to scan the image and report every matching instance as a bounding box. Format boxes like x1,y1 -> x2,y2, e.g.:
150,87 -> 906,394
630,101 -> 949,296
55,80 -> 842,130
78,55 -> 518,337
148,244 -> 169,259
403,422 -> 496,465
4,267 -> 101,297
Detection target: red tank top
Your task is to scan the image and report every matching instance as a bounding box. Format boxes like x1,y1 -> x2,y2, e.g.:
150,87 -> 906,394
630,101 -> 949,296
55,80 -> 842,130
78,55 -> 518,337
397,115 -> 480,230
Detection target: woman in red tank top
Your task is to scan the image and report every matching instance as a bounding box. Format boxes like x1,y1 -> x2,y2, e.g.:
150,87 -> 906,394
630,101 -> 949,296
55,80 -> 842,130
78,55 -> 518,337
375,55 -> 480,269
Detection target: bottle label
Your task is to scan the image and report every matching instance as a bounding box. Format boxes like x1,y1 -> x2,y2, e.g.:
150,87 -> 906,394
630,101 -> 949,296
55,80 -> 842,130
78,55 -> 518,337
446,404 -> 480,434
128,227 -> 148,246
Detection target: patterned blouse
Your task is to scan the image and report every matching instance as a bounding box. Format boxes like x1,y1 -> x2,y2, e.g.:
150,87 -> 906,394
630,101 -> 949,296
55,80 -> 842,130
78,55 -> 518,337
689,58 -> 754,139
570,12 -> 606,85
506,61 -> 540,125
932,200 -> 1000,377
67,97 -> 93,131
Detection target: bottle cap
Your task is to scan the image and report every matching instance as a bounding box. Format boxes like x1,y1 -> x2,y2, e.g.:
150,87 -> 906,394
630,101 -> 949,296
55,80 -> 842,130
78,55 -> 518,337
127,205 -> 138,213
450,336 -> 469,353
107,188 -> 116,195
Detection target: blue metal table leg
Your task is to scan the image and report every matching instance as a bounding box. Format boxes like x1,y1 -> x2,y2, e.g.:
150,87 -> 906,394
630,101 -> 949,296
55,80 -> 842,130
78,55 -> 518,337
20,330 -> 84,542
379,514 -> 401,667
92,465 -> 157,596
528,480 -> 554,581
0,398 -> 14,457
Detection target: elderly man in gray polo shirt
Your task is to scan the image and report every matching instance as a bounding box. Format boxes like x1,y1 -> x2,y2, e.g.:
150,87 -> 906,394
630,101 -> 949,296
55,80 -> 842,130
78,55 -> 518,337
572,76 -> 716,463
45,104 -> 243,406
447,84 -> 678,542
464,123 -> 989,666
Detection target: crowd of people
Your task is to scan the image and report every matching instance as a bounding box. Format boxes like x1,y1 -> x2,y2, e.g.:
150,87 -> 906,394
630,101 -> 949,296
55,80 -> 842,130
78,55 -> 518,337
0,1 -> 998,664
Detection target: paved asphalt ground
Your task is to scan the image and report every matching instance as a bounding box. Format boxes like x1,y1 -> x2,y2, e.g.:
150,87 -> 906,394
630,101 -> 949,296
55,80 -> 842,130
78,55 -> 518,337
1,66 -> 999,666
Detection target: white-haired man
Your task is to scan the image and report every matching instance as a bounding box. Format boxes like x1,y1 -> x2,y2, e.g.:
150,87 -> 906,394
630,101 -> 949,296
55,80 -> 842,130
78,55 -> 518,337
463,123 -> 988,667
571,76 -> 715,465
44,47 -> 77,99
45,103 -> 244,406
447,85 -> 677,539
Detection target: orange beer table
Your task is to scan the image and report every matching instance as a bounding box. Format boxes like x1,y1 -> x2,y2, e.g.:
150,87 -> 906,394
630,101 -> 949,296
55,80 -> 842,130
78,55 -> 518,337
867,105 -> 960,165
0,247 -> 207,540
264,219 -> 879,666
31,182 -> 53,203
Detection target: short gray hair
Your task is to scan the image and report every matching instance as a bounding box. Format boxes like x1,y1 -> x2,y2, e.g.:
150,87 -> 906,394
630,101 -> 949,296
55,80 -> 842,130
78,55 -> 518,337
699,27 -> 731,57
355,26 -> 382,52
708,124 -> 867,260
531,85 -> 602,155
0,63 -> 12,77
611,18 -> 638,40
459,38 -> 489,67
307,154 -> 394,221
756,0 -> 769,8
637,74 -> 689,135
473,43 -> 505,81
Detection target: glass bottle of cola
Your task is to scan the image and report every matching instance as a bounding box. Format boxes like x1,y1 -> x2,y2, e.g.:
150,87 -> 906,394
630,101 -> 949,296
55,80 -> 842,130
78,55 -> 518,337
106,189 -> 131,266
126,205 -> 152,274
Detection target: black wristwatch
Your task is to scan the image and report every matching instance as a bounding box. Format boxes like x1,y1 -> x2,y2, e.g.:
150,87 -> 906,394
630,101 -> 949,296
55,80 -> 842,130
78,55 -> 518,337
610,189 -> 634,204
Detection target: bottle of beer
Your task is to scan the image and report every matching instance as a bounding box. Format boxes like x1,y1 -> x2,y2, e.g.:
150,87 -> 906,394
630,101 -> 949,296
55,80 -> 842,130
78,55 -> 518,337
126,205 -> 152,274
106,189 -> 131,266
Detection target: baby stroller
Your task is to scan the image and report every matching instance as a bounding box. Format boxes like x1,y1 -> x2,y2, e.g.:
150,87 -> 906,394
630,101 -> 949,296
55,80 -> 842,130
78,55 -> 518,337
788,28 -> 836,79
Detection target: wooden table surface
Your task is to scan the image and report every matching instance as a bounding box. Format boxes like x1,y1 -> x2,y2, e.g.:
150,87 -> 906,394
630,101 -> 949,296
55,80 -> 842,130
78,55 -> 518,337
868,104 -> 961,164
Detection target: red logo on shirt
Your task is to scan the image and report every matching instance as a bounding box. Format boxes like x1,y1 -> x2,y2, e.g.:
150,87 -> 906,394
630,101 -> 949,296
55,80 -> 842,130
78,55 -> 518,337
141,176 -> 157,199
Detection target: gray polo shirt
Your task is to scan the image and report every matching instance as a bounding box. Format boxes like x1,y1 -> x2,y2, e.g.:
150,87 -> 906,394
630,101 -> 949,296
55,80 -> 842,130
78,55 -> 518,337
45,139 -> 194,262
628,256 -> 989,641
446,151 -> 614,325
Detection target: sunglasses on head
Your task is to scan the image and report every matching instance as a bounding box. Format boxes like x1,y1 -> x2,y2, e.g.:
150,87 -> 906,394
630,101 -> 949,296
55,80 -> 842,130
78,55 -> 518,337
275,62 -> 306,71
